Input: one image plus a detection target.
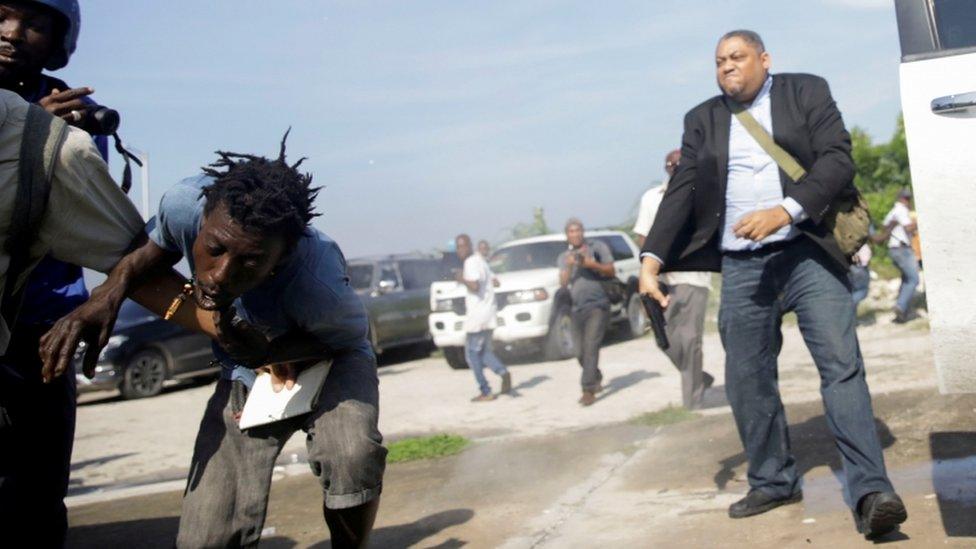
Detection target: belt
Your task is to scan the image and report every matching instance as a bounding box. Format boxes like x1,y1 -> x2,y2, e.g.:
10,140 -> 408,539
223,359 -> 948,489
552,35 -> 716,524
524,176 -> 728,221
723,236 -> 800,258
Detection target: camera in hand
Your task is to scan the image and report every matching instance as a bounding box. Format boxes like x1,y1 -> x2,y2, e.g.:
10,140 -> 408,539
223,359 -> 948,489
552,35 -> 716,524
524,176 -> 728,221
78,106 -> 120,135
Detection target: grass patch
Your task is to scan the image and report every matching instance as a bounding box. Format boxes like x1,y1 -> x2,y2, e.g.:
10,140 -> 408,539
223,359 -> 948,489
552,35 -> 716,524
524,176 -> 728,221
387,434 -> 470,463
632,405 -> 701,427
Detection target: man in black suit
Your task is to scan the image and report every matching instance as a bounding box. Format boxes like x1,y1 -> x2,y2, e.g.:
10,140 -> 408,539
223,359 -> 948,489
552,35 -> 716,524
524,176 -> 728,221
639,30 -> 906,538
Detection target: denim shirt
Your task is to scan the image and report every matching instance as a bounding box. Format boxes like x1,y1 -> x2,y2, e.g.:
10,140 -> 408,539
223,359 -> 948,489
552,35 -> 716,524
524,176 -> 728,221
147,175 -> 372,384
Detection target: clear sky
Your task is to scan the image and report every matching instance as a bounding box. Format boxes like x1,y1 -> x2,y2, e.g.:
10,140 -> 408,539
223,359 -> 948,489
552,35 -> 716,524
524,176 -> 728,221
61,0 -> 901,259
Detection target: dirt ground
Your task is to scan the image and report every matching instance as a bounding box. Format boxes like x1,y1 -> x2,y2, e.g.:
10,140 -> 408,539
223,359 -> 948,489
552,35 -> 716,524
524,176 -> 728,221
69,318 -> 940,501
63,312 -> 976,548
67,386 -> 976,548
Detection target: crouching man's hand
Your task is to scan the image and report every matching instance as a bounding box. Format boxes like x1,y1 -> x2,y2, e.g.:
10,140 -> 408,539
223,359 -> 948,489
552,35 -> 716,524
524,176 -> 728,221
260,359 -> 317,393
261,364 -> 297,393
39,285 -> 125,382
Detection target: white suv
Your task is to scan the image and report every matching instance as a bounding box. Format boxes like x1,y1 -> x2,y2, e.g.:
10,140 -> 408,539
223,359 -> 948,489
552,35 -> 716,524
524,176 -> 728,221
429,230 -> 646,369
895,0 -> 976,392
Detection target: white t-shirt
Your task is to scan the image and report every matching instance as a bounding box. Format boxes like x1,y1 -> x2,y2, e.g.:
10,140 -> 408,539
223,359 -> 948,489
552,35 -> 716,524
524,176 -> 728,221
883,201 -> 913,248
463,254 -> 497,333
633,183 -> 712,290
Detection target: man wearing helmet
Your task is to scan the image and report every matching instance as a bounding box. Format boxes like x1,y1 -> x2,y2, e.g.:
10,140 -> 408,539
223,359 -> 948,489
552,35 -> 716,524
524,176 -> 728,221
0,1 -> 120,546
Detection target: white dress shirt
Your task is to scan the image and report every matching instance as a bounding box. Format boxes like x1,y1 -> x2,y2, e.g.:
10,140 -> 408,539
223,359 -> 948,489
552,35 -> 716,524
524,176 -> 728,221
721,75 -> 806,252
641,75 -> 808,267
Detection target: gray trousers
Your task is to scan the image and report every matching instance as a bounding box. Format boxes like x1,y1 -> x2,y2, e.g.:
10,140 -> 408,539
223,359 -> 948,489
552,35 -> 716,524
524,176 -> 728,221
572,306 -> 609,392
176,350 -> 386,548
663,284 -> 710,409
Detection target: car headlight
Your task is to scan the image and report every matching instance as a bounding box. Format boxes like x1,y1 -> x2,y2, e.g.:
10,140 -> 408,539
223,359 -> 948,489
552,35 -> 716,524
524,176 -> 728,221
433,299 -> 454,312
506,288 -> 548,304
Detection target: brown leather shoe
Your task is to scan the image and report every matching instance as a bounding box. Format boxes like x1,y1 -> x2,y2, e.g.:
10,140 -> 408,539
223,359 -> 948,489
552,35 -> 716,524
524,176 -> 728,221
578,391 -> 596,406
471,393 -> 496,402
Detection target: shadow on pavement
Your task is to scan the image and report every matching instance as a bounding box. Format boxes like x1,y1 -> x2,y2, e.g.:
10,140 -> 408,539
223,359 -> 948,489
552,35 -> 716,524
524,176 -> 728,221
929,431 -> 976,538
700,384 -> 729,409
67,508 -> 475,548
713,415 -> 897,493
261,508 -> 475,548
70,453 -> 136,472
77,375 -> 218,407
67,516 -> 179,549
596,370 -> 660,403
502,374 -> 551,398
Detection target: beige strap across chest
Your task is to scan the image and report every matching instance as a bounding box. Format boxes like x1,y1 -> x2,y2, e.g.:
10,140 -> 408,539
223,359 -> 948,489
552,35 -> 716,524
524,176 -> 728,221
728,100 -> 807,183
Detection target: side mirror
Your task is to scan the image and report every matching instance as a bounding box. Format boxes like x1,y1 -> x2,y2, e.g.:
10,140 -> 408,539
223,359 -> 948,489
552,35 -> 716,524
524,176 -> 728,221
378,279 -> 398,294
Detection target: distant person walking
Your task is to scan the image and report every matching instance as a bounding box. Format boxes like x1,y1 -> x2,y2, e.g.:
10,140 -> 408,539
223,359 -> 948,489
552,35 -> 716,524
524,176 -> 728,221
881,189 -> 919,323
633,150 -> 714,409
455,234 -> 511,401
558,218 -> 615,407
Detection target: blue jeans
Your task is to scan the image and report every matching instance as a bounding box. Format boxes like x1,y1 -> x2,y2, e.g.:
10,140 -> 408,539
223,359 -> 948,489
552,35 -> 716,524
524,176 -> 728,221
888,246 -> 919,313
849,264 -> 870,308
465,330 -> 508,396
719,237 -> 893,508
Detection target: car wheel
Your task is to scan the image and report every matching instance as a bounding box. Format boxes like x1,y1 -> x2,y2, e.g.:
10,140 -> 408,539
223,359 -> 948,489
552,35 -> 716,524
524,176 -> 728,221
119,348 -> 168,399
626,292 -> 649,338
443,346 -> 469,370
543,305 -> 577,361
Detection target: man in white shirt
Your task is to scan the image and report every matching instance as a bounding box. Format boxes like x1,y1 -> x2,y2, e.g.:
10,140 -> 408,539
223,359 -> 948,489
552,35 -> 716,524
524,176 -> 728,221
882,189 -> 919,323
633,150 -> 714,409
455,234 -> 510,401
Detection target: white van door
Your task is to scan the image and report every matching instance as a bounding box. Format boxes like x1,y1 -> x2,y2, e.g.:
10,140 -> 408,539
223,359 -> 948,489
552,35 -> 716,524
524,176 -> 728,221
895,0 -> 976,393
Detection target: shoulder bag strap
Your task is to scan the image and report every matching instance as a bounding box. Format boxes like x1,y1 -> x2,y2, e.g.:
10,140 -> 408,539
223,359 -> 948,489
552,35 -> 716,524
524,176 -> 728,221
728,99 -> 807,183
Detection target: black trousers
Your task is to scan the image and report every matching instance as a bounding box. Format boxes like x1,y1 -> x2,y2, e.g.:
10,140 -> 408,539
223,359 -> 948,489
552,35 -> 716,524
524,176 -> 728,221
0,325 -> 76,548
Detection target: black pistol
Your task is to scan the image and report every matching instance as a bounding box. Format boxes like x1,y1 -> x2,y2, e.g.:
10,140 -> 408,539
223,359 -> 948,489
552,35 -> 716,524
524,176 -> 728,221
640,288 -> 670,351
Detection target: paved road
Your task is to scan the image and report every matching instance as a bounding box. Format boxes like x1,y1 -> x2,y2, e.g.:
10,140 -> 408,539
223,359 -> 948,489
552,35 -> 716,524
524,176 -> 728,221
70,318 -> 937,505
68,385 -> 976,547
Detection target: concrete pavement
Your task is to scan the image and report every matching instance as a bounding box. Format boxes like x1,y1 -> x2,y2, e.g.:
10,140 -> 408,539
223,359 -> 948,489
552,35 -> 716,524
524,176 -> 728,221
70,319 -> 938,503
68,387 -> 976,547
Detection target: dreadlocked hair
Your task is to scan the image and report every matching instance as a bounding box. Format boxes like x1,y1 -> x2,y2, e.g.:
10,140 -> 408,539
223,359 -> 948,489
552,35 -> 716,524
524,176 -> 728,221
200,129 -> 320,248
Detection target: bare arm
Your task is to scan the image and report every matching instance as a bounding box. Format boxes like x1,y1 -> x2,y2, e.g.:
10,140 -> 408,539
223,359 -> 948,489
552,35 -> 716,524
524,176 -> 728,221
39,234 -> 212,381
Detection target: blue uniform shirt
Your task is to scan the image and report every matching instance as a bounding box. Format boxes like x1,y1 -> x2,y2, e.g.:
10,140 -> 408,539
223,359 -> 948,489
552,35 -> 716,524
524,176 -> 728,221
147,175 -> 372,382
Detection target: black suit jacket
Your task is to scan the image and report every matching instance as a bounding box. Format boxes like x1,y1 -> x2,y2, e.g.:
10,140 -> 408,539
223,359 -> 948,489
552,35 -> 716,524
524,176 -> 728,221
641,73 -> 857,272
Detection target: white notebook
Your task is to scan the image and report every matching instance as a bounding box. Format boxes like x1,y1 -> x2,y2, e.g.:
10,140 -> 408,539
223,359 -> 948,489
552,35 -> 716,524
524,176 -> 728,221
238,361 -> 332,430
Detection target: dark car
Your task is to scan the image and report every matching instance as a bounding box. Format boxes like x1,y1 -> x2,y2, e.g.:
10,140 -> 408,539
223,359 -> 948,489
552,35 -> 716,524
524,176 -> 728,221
348,253 -> 453,355
75,300 -> 218,399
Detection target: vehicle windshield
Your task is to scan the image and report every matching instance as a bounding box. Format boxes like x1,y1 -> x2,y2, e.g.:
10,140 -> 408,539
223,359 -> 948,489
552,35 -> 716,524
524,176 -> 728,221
490,241 -> 566,273
348,264 -> 374,290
